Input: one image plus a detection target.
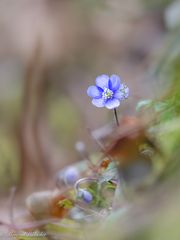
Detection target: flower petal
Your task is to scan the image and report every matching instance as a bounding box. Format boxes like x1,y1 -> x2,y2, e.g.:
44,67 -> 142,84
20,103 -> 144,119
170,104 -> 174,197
124,86 -> 129,98
87,86 -> 102,98
114,90 -> 124,100
114,84 -> 129,100
109,75 -> 121,91
96,74 -> 109,89
92,98 -> 105,107
105,98 -> 120,109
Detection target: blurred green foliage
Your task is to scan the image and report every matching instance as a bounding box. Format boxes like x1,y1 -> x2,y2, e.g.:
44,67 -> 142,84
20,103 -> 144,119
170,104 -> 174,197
0,131 -> 20,193
77,0 -> 105,10
0,90 -> 21,192
48,96 -> 81,149
142,0 -> 173,10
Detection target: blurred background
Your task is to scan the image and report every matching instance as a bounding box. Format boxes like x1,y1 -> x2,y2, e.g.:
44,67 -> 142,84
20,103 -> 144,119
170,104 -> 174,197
0,0 -> 179,219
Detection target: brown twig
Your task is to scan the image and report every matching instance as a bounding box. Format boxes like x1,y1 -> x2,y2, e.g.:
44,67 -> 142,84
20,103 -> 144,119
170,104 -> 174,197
9,186 -> 17,229
19,40 -> 51,191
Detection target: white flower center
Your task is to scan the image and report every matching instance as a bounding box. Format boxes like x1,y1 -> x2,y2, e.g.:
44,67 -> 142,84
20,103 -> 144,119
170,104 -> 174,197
102,88 -> 113,100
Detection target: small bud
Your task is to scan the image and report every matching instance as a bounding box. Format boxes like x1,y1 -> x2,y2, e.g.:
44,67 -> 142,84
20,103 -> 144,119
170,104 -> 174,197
78,189 -> 93,203
63,167 -> 80,185
75,141 -> 86,153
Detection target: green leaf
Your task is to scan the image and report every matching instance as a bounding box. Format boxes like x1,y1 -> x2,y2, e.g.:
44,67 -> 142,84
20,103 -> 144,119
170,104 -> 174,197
58,199 -> 74,209
99,163 -> 118,184
154,101 -> 169,112
104,181 -> 116,191
136,99 -> 153,112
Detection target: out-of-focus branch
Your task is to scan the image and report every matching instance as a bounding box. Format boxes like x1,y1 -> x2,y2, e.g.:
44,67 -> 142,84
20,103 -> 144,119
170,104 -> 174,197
19,41 -> 51,192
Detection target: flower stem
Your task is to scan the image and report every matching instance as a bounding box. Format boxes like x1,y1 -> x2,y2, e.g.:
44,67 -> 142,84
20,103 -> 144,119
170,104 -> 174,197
114,108 -> 119,126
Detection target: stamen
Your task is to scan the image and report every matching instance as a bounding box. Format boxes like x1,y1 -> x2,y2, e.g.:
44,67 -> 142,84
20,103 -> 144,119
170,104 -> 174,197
102,88 -> 113,100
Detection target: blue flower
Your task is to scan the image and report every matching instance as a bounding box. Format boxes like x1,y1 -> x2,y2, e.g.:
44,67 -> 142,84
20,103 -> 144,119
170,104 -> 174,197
78,189 -> 93,203
87,74 -> 129,109
62,167 -> 80,185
